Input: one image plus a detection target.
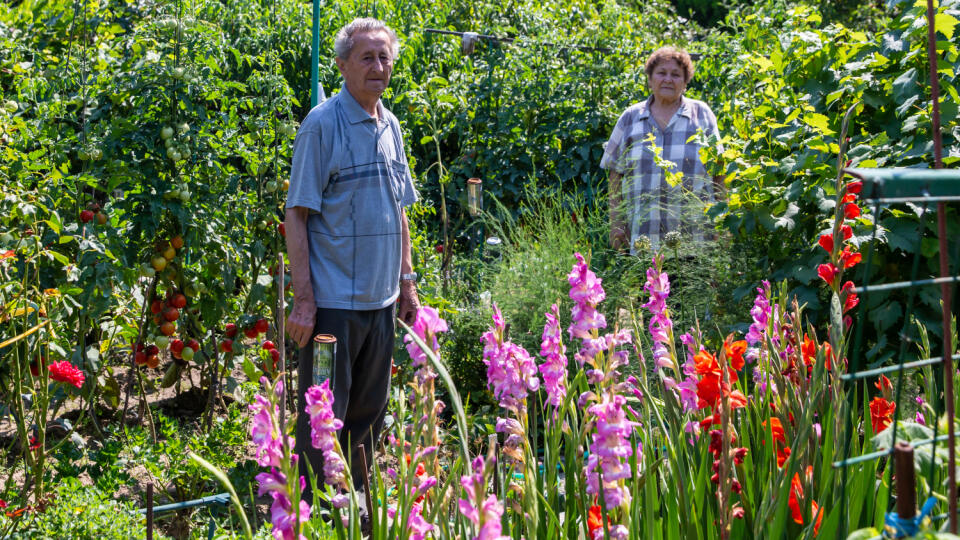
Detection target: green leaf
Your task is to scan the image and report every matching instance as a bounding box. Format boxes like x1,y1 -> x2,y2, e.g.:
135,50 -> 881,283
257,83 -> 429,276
936,12 -> 959,40
892,68 -> 918,102
188,452 -> 252,538
802,113 -> 835,136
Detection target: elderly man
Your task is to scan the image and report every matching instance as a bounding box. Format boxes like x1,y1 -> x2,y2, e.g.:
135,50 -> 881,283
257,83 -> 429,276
284,18 -> 420,494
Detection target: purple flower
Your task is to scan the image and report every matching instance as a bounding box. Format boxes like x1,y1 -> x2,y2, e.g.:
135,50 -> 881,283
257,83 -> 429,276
459,456 -> 509,540
568,252 -> 606,305
483,307 -> 540,412
538,304 -> 569,410
305,380 -> 348,488
916,396 -> 926,425
268,493 -> 311,540
583,394 -> 638,508
403,306 -> 449,368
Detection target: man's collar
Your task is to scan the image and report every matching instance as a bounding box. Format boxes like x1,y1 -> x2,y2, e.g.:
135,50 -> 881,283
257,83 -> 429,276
637,96 -> 692,120
339,83 -> 384,124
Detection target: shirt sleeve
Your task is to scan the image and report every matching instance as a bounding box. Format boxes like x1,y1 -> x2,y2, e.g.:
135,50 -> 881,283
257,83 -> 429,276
285,122 -> 331,213
600,111 -> 629,174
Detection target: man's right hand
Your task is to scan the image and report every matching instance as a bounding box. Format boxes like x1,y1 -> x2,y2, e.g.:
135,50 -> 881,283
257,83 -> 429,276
610,225 -> 628,252
286,300 -> 316,348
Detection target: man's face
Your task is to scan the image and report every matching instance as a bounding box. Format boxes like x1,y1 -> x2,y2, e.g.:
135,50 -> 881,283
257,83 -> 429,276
336,30 -> 394,104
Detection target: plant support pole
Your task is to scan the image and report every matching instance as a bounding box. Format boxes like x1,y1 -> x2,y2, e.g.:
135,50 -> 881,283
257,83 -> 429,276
927,0 -> 956,532
310,0 -> 323,108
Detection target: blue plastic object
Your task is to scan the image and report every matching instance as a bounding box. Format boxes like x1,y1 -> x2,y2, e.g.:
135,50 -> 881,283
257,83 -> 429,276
884,496 -> 938,538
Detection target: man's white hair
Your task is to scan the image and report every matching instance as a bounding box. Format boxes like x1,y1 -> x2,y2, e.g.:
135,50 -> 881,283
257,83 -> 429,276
334,18 -> 400,60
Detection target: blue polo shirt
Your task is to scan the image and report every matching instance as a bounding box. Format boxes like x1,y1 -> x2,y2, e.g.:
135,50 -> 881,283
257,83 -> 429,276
286,85 -> 418,310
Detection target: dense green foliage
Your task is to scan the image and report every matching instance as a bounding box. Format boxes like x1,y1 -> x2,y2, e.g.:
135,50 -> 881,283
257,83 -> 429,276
2,0 -> 960,536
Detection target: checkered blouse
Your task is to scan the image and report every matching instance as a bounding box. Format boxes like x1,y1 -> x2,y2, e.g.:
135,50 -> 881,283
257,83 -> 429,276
600,96 -> 721,253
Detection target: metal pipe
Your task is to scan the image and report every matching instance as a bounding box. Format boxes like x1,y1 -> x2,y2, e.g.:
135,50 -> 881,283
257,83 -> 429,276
423,28 -> 705,58
146,482 -> 154,540
851,276 -> 960,294
310,0 -> 321,108
926,0 -> 956,532
839,354 -> 960,381
895,442 -> 917,520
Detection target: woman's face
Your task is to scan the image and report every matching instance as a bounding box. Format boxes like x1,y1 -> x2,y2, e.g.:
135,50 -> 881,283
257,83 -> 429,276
649,59 -> 686,103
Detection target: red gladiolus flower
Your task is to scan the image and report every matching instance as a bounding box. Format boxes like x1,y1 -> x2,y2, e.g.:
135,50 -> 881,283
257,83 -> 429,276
695,349 -> 721,377
841,224 -> 853,240
28,436 -> 40,451
870,397 -> 896,433
724,340 -> 748,371
766,417 -> 786,445
588,503 -> 603,535
801,334 -> 833,373
817,263 -> 839,287
847,180 -> 863,194
843,203 -> 861,219
789,467 -> 823,534
817,234 -> 834,254
0,500 -> 7,509
47,361 -> 84,388
840,246 -> 861,269
841,193 -> 857,204
840,281 -> 859,313
0,250 -> 14,260
777,446 -> 792,468
874,375 -> 893,399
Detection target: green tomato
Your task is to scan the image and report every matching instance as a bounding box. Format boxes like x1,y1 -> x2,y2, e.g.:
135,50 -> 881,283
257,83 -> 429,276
161,126 -> 174,140
3,100 -> 17,114
166,147 -> 177,159
89,148 -> 102,160
171,151 -> 182,161
181,147 -> 191,159
155,336 -> 169,349
164,138 -> 174,149
166,189 -> 181,200
264,180 -> 278,193
179,190 -> 191,203
78,149 -> 89,161
181,346 -> 195,361
257,163 -> 268,176
177,122 -> 190,134
140,263 -> 156,278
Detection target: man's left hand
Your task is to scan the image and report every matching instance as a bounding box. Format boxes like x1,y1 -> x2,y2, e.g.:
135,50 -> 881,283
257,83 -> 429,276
397,280 -> 420,325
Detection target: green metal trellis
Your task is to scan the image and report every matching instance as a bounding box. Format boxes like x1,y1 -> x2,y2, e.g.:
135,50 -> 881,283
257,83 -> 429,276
834,1 -> 960,537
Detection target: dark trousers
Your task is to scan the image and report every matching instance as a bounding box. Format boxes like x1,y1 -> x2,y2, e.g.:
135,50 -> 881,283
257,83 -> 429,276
295,305 -> 394,492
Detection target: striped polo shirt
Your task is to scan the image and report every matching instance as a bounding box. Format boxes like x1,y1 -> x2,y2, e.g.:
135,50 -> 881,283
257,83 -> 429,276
286,85 -> 417,310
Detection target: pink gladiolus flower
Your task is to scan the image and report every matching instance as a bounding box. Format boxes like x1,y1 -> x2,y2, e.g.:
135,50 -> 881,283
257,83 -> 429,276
459,456 -> 509,540
305,380 -> 348,488
403,306 -> 449,368
539,304 -> 569,410
483,307 -> 540,411
584,394 -> 638,508
568,252 -> 606,305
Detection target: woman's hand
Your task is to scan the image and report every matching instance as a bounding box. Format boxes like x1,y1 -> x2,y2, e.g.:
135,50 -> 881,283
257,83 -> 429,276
610,225 -> 629,251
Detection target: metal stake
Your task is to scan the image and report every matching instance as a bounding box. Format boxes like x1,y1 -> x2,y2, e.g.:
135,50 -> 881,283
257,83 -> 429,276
895,442 -> 917,520
146,482 -> 154,540
926,0 -> 956,532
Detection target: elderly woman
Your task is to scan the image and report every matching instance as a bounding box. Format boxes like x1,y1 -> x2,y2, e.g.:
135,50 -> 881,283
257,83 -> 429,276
601,46 -> 722,253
